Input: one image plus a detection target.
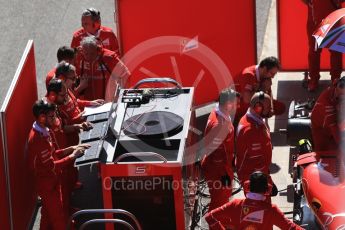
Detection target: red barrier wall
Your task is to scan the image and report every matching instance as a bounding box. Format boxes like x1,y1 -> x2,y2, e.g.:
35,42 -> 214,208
116,0 -> 257,106
0,127 -> 10,230
277,0 -> 345,71
0,40 -> 38,230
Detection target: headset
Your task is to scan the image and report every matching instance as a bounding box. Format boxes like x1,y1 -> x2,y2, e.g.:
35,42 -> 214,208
253,91 -> 265,115
47,79 -> 64,104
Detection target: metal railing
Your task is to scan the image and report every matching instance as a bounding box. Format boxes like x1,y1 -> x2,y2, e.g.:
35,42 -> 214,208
66,209 -> 142,230
79,219 -> 134,230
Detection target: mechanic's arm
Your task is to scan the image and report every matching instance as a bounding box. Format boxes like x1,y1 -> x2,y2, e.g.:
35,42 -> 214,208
272,205 -> 305,230
205,202 -> 235,230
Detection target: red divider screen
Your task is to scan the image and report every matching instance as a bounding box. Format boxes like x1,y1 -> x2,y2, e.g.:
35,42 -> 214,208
0,40 -> 38,230
0,128 -> 10,230
277,0 -> 345,71
116,0 -> 257,106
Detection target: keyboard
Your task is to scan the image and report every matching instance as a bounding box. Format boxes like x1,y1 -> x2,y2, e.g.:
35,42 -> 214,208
86,112 -> 109,123
75,139 -> 104,166
80,121 -> 108,143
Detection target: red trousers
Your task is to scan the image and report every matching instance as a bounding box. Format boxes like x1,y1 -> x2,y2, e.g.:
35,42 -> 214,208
61,166 -> 78,216
307,19 -> 342,82
38,182 -> 67,230
204,169 -> 232,211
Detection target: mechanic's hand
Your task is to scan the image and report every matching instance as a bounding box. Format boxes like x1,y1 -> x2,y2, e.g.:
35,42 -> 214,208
77,143 -> 91,150
81,122 -> 93,131
90,99 -> 105,106
70,148 -> 85,159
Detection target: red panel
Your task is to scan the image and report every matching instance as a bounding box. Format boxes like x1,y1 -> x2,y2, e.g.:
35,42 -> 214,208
116,0 -> 257,106
1,41 -> 38,230
0,129 -> 10,230
277,0 -> 345,71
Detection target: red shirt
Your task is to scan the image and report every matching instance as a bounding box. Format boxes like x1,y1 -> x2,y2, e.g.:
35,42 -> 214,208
75,48 -> 126,100
311,87 -> 339,151
71,26 -> 120,56
50,117 -> 68,150
201,108 -> 235,179
236,65 -> 261,95
27,123 -> 73,191
236,111 -> 272,183
58,89 -> 87,125
205,194 -> 304,230
45,67 -> 56,89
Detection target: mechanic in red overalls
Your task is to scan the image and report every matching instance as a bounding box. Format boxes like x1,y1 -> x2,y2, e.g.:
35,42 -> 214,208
311,76 -> 345,150
27,99 -> 87,230
234,56 -> 285,126
236,91 -> 278,199
74,35 -> 129,101
54,60 -> 105,110
46,46 -> 76,89
304,0 -> 343,91
47,78 -> 93,191
46,78 -> 92,145
71,8 -> 120,56
205,171 -> 305,230
201,88 -> 240,211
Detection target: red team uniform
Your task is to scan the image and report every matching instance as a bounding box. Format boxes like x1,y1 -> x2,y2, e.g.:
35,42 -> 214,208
75,48 -> 122,100
71,26 -> 120,55
27,122 -> 74,230
307,0 -> 342,86
201,108 -> 235,211
235,65 -> 285,121
236,110 -> 272,184
205,193 -> 303,230
311,87 -> 340,151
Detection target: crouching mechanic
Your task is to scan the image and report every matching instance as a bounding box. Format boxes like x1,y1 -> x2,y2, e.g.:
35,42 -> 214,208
234,56 -> 285,125
27,99 -> 89,230
201,88 -> 240,211
311,76 -> 345,151
236,91 -> 277,199
205,171 -> 304,230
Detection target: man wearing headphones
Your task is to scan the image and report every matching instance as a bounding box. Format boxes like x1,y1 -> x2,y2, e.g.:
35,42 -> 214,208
27,99 -> 88,230
47,78 -> 93,146
71,8 -> 120,56
201,88 -> 240,211
205,171 -> 304,230
234,56 -> 285,125
235,91 -> 277,198
75,35 -> 129,101
311,76 -> 345,151
46,46 -> 76,89
54,61 -> 105,109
